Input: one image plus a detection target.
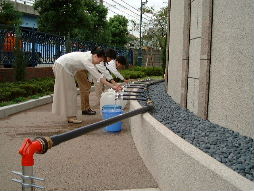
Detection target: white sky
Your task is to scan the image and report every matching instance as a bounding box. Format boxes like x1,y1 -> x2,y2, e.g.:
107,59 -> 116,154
103,0 -> 168,36
105,0 -> 167,20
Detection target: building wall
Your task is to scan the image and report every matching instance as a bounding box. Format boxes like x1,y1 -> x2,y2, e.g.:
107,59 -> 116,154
0,67 -> 54,82
21,14 -> 38,29
208,0 -> 254,138
167,0 -> 254,138
7,0 -> 39,29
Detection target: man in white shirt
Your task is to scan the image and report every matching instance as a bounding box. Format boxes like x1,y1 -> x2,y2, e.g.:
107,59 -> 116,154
52,48 -> 122,124
94,49 -> 129,106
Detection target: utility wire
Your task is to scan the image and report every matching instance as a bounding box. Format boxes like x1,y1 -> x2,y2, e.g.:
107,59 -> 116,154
105,1 -> 148,29
105,3 -> 147,35
104,0 -> 151,28
119,0 -> 153,20
107,0 -> 140,18
106,0 -> 150,22
104,1 -> 140,22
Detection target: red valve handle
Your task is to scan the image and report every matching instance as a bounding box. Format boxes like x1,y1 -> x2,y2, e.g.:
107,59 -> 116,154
19,138 -> 43,166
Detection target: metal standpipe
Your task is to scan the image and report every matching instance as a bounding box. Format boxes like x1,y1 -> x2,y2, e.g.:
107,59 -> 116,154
12,138 -> 46,190
21,166 -> 35,191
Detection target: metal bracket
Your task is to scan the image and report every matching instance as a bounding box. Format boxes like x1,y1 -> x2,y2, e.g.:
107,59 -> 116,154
11,170 -> 45,189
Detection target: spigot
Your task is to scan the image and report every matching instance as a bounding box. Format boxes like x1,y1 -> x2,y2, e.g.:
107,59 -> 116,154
19,137 -> 53,166
19,139 -> 42,166
115,91 -> 124,100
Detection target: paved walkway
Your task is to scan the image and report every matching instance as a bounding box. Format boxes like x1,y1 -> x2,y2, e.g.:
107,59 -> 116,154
0,92 -> 158,191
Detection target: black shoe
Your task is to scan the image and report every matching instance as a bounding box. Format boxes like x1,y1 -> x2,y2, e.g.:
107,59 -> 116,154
82,108 -> 96,115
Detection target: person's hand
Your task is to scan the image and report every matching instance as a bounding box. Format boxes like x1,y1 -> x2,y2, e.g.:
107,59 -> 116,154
124,79 -> 130,84
113,84 -> 123,92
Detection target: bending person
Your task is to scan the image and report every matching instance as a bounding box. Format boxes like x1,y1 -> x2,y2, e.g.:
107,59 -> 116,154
52,48 -> 122,124
95,50 -> 129,105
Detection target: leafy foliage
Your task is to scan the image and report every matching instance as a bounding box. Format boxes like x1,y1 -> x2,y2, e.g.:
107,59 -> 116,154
13,26 -> 26,81
142,6 -> 168,71
0,78 -> 54,103
116,66 -> 163,81
108,15 -> 129,47
142,7 -> 167,49
34,0 -> 88,36
0,1 -> 21,26
81,0 -> 109,43
0,66 -> 162,106
34,0 -> 109,44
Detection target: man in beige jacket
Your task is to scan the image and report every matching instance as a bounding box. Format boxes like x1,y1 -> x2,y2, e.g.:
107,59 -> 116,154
75,49 -> 129,115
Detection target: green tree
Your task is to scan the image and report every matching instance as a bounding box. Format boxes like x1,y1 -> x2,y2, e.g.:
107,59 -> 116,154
34,0 -> 109,44
0,1 -> 21,26
142,6 -> 168,72
14,26 -> 26,81
108,15 -> 129,47
74,0 -> 109,43
34,0 -> 88,36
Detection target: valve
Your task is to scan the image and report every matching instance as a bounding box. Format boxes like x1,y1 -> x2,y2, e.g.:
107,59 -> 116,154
11,137 -> 52,190
19,138 -> 43,166
19,137 -> 52,166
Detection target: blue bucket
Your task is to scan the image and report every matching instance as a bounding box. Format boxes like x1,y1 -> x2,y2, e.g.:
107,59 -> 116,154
102,107 -> 123,132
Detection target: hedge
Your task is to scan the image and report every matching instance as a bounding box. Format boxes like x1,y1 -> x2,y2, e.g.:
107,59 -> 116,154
0,66 -> 163,106
0,78 -> 54,102
115,66 -> 163,80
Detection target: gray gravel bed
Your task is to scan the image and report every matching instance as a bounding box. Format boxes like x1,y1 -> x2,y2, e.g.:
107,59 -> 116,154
139,81 -> 254,181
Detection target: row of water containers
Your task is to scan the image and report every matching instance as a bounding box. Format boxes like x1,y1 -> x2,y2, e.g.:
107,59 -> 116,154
100,89 -> 127,133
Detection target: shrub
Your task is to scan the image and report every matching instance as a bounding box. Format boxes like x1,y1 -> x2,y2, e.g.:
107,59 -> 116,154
9,87 -> 27,98
119,66 -> 163,80
19,83 -> 40,95
119,70 -> 146,80
0,78 -> 54,103
0,88 -> 12,102
143,67 -> 163,76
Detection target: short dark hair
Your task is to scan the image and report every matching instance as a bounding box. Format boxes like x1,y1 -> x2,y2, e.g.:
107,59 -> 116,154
105,48 -> 117,59
91,47 -> 105,58
115,56 -> 127,66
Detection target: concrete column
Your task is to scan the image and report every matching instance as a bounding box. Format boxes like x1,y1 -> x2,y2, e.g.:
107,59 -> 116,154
180,0 -> 191,108
167,0 -> 190,103
197,0 -> 213,119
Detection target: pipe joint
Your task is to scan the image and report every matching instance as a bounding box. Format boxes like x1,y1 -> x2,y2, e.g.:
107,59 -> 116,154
34,136 -> 53,154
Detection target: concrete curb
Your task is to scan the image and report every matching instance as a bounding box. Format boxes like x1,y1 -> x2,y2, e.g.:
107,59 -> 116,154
0,94 -> 53,119
129,100 -> 254,191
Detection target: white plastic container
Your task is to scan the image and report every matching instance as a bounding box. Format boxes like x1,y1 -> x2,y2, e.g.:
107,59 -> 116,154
100,89 -> 127,111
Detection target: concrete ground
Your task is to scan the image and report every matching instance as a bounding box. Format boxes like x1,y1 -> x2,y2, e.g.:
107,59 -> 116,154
0,91 -> 158,191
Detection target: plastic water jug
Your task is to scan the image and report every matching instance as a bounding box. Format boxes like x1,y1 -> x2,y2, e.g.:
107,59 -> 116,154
100,89 -> 127,110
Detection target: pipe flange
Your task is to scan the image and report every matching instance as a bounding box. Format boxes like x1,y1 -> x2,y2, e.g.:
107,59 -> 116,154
33,137 -> 52,154
44,137 -> 53,149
